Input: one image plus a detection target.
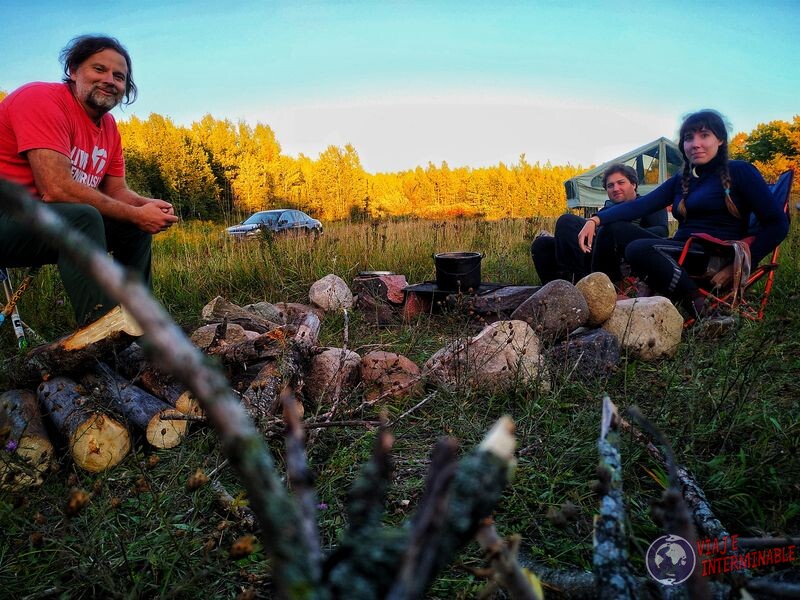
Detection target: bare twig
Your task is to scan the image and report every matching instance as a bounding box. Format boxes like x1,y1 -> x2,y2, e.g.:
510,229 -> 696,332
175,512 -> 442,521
388,391 -> 437,427
281,386 -> 322,576
387,437 -> 459,600
621,416 -> 730,542
625,405 -> 711,600
593,395 -> 637,600
343,425 -> 395,534
475,519 -> 543,600
303,420 -> 380,429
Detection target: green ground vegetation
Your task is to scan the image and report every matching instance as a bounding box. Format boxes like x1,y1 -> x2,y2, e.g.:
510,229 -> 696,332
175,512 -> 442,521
1,215 -> 799,599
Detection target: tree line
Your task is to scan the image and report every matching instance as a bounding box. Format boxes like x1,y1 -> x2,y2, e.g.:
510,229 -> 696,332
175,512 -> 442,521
118,113 -> 583,221
1,89 -> 795,221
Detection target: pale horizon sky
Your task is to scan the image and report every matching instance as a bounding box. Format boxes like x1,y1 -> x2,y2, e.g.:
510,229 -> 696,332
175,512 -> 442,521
2,0 -> 798,173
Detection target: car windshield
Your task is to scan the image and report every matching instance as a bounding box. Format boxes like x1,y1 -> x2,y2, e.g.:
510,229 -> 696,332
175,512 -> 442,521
242,213 -> 280,225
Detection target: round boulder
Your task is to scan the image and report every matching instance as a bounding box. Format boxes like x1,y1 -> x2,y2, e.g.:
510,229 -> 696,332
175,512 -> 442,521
510,279 -> 589,340
309,274 -> 354,311
575,272 -> 617,326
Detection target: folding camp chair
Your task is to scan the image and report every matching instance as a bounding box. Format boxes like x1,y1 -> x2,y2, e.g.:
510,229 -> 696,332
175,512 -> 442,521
1,266 -> 40,349
677,169 -> 794,322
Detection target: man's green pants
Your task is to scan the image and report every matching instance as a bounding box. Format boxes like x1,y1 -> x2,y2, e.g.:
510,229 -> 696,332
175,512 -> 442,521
0,203 -> 151,325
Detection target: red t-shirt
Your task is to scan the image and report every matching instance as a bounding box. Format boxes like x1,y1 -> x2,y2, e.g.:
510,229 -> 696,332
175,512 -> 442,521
0,82 -> 125,198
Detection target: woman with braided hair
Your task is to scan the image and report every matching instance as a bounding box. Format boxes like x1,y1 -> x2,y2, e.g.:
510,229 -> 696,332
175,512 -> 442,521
577,109 -> 789,316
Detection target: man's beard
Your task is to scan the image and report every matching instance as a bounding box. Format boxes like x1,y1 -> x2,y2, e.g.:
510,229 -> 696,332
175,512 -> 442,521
86,86 -> 120,113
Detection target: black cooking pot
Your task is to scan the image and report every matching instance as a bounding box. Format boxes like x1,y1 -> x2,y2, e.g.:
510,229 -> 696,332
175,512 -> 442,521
433,252 -> 484,292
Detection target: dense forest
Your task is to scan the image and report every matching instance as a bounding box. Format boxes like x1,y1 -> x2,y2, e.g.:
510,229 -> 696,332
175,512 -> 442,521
1,89 -> 797,220
117,113 -> 581,221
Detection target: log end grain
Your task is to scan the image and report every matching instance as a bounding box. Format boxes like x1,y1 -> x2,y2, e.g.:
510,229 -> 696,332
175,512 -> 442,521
146,411 -> 188,449
175,391 -> 203,418
70,414 -> 131,473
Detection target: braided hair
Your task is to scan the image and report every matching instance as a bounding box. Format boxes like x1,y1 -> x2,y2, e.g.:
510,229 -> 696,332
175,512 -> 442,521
676,109 -> 739,219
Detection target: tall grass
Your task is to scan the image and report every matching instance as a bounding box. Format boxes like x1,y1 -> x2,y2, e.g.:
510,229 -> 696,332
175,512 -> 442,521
1,215 -> 798,598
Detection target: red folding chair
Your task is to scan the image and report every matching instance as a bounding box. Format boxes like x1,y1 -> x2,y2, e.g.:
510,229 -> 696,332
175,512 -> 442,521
677,169 -> 794,323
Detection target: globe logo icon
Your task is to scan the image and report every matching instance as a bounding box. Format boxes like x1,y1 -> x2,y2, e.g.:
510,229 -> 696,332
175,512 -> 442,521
645,534 -> 696,585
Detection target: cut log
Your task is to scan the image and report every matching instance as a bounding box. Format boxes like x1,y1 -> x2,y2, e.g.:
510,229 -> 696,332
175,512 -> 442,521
241,361 -> 304,422
201,296 -> 282,333
293,311 -> 321,348
115,343 -> 202,417
37,376 -> 130,472
207,325 -> 297,366
14,305 -> 142,384
0,390 -> 54,488
82,364 -> 187,449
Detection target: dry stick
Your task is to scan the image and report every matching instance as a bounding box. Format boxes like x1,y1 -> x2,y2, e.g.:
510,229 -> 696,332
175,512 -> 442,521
343,425 -> 395,534
620,416 -> 730,544
303,420 -> 380,429
281,385 -> 323,572
593,395 -> 638,600
212,480 -> 257,531
386,437 -> 459,600
0,179 -> 319,596
625,405 -> 712,600
307,308 -> 352,445
475,519 -> 543,600
388,391 -> 437,427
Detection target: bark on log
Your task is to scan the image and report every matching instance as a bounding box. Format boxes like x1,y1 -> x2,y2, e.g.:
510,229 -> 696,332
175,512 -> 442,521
0,389 -> 53,488
37,376 -> 130,472
294,311 -> 322,348
82,364 -> 187,449
115,343 -> 202,417
206,326 -> 297,366
242,360 -> 305,422
201,296 -> 282,333
12,305 -> 142,385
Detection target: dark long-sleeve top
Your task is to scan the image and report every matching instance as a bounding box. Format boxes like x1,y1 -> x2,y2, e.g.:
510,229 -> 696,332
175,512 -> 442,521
594,160 -> 789,264
598,197 -> 669,237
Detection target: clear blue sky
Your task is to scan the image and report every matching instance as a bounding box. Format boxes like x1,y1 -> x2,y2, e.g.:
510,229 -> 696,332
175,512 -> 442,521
2,0 -> 798,172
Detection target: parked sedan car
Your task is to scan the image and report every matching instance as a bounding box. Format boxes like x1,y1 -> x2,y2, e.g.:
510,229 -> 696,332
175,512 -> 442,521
225,209 -> 323,239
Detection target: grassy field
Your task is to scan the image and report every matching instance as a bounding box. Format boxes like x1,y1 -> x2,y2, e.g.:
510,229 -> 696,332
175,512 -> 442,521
1,215 -> 799,598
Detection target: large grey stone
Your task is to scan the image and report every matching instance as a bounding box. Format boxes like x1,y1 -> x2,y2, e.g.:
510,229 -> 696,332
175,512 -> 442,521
190,323 -> 248,349
309,274 -> 354,311
424,320 -> 549,392
547,328 -> 621,380
510,279 -> 589,340
602,296 -> 683,360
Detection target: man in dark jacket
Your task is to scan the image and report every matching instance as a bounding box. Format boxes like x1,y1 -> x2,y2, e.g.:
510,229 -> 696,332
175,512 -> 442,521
531,163 -> 668,284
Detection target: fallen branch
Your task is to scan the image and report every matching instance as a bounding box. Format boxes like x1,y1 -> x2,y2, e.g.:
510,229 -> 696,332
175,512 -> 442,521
625,405 -> 711,600
593,395 -> 638,600
387,437 -> 459,600
475,518 -> 543,600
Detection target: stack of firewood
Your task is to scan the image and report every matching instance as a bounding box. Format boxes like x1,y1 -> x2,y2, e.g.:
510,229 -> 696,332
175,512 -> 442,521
1,306 -> 202,487
1,296 -> 321,488
191,296 -> 321,425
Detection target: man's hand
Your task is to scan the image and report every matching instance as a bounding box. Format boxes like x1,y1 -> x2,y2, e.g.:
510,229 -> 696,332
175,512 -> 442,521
144,197 -> 176,216
135,203 -> 179,233
578,217 -> 599,253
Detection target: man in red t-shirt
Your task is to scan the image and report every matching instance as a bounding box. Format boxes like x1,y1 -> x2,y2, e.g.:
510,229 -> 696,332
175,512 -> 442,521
0,35 -> 178,324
